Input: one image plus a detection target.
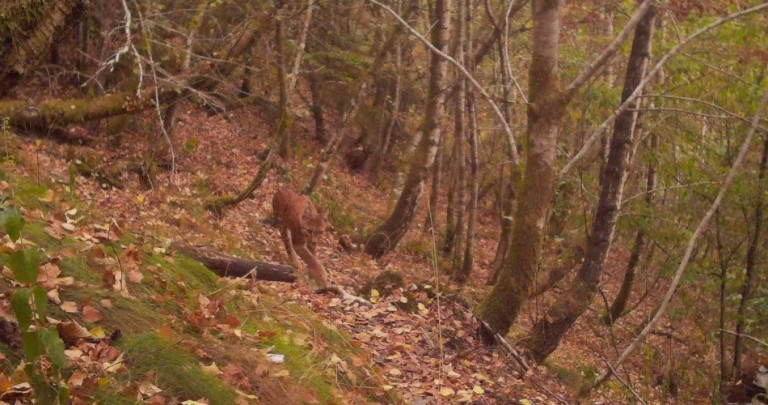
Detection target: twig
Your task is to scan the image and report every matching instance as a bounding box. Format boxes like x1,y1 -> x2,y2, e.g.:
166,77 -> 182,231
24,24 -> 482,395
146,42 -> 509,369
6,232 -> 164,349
594,352 -> 647,405
720,329 -> 768,348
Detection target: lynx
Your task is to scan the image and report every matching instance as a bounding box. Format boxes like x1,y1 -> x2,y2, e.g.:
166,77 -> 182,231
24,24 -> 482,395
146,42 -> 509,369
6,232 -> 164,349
272,188 -> 329,287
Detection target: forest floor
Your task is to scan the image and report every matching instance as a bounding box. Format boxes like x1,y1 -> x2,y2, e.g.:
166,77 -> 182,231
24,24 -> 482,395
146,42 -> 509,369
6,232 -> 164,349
0,101 -> 703,404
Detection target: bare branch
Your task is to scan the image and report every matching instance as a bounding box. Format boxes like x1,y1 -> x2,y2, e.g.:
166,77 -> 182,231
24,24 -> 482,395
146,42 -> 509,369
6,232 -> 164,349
367,0 -> 519,164
584,88 -> 768,394
562,0 -> 654,103
560,3 -> 768,179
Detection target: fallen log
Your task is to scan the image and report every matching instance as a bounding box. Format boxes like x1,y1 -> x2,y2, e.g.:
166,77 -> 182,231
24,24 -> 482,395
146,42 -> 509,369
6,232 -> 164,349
172,242 -> 296,283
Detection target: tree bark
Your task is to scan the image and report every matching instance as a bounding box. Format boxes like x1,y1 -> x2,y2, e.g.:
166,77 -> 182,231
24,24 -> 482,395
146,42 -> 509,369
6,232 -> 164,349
0,0 -> 86,97
448,0 -> 466,266
172,242 -> 296,283
732,132 -> 768,377
275,1 -> 292,159
364,0 -> 450,258
302,0 -> 417,196
525,6 -> 656,362
477,0 -> 564,343
456,0 -> 478,283
603,132 -> 657,325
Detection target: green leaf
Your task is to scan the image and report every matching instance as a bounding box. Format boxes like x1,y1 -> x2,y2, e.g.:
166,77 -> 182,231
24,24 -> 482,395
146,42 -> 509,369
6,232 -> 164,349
40,327 -> 67,369
22,331 -> 44,363
11,288 -> 32,332
9,249 -> 40,283
3,210 -> 23,242
32,286 -> 48,320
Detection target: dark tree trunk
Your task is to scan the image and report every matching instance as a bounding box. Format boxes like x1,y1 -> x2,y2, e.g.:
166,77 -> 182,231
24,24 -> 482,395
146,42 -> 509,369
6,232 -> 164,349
456,0 -> 478,283
525,6 -> 656,362
603,132 -> 657,325
306,41 -> 328,143
1,0 -> 86,97
364,0 -> 450,258
732,132 -> 768,376
303,0 -> 417,195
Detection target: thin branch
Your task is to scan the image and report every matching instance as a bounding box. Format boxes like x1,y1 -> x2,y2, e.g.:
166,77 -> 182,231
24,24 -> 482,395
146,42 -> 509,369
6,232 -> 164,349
584,88 -> 768,394
367,0 -> 520,164
560,3 -> 768,178
562,0 -> 654,103
720,329 -> 768,348
621,181 -> 716,205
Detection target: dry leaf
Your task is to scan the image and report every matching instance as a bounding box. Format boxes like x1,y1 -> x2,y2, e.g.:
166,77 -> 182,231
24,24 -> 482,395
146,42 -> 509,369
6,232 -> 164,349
82,305 -> 104,323
60,301 -> 78,313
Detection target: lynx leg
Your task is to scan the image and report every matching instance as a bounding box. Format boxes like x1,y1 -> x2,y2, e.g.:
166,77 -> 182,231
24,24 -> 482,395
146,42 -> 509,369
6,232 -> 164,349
295,244 -> 328,288
280,228 -> 302,269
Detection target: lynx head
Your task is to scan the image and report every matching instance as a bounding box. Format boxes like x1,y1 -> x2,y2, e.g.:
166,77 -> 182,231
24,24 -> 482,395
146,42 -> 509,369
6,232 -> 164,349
304,205 -> 330,236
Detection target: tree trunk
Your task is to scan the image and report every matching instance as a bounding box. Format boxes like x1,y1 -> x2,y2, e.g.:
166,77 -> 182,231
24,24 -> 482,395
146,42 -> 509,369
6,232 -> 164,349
456,0 -> 478,283
364,0 -> 450,259
525,6 -> 656,362
275,1 -> 292,159
306,40 -> 328,143
487,6 -> 521,284
477,0 -> 564,343
603,132 -> 657,325
424,125 -> 447,232
1,0 -> 86,97
732,132 -> 768,377
448,0 -> 466,267
714,212 -> 733,396
302,0 -> 417,195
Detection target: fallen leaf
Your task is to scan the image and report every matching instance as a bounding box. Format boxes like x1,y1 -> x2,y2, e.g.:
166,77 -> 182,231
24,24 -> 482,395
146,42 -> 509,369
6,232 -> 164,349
60,301 -> 78,313
440,387 -> 455,396
82,305 -> 104,323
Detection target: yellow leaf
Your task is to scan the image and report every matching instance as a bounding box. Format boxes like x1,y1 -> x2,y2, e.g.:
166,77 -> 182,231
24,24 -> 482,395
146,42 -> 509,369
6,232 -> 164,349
89,326 -> 106,339
439,387 -> 455,396
133,194 -> 146,204
38,189 -> 55,203
472,385 -> 485,394
520,399 -> 533,405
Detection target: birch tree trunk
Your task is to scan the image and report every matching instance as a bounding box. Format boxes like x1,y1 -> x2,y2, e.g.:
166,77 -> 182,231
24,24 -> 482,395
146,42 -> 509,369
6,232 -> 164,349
525,6 -> 656,362
364,0 -> 450,258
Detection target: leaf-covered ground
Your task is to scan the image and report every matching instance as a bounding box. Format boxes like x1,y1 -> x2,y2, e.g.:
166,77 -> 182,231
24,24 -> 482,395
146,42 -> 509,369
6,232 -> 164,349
0,103 -> 713,404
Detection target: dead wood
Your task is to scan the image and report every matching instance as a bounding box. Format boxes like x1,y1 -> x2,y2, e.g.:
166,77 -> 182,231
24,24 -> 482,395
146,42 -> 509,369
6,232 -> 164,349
172,242 -> 296,283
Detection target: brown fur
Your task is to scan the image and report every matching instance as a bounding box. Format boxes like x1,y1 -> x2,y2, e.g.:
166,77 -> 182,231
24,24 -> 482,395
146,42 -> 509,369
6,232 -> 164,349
272,188 -> 329,287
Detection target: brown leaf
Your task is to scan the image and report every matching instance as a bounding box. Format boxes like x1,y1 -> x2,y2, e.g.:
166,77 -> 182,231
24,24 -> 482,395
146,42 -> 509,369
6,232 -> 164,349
57,321 -> 96,345
82,305 -> 103,323
60,301 -> 78,313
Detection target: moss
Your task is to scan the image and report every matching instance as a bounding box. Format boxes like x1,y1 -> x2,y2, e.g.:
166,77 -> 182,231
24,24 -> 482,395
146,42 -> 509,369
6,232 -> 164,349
118,333 -> 237,403
545,360 -> 583,389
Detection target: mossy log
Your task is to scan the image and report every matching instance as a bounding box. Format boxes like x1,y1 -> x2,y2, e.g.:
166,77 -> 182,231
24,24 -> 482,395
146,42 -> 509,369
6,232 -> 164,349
172,242 -> 296,283
0,91 -> 158,129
